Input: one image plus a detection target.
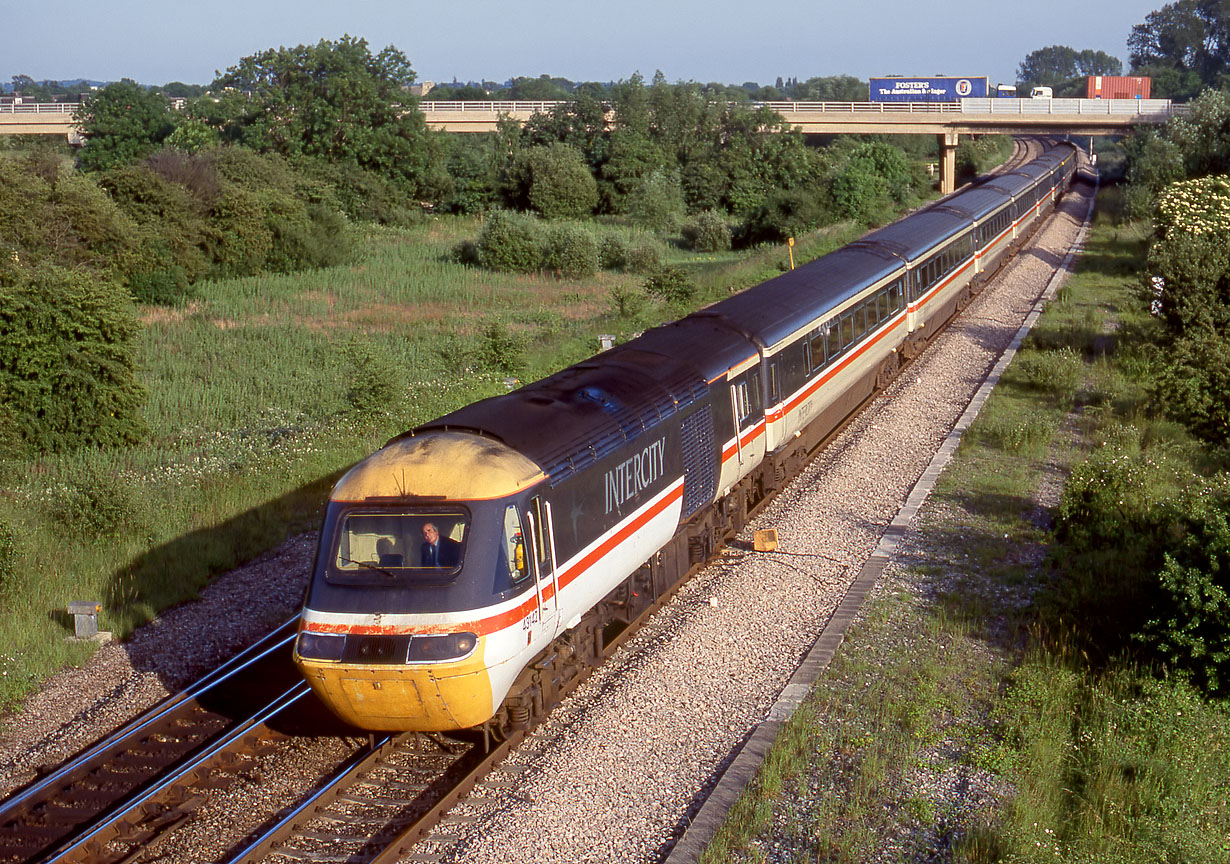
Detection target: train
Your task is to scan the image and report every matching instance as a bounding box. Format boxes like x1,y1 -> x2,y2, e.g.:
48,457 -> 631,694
293,142 -> 1081,734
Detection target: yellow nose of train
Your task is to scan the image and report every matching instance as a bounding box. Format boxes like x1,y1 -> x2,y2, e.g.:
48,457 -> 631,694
297,640 -> 493,731
294,429 -> 548,732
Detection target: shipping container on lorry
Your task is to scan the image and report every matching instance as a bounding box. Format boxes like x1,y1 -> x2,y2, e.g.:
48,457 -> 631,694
1086,75 -> 1151,99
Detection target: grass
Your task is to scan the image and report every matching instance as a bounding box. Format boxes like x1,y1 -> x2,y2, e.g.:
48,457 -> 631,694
699,186 -> 1230,863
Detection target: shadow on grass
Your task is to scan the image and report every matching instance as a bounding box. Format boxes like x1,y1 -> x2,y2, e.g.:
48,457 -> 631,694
94,465 -> 359,734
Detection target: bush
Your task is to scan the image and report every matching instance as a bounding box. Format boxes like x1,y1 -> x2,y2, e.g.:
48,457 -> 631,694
451,240 -> 480,266
341,339 -> 402,418
0,518 -> 14,596
682,209 -> 732,252
296,158 -> 422,227
543,224 -> 599,279
598,235 -> 630,270
477,210 -> 544,272
206,186 -> 275,278
264,200 -> 351,273
830,161 -> 892,224
739,188 -> 825,246
0,263 -> 146,454
0,155 -> 140,276
1142,491 -> 1230,696
1055,444 -> 1183,554
477,322 -> 527,376
99,163 -> 212,285
627,168 -> 686,232
1012,348 -> 1084,397
627,241 -> 663,274
1152,330 -> 1230,443
644,265 -> 695,305
610,284 -> 645,318
523,143 -> 598,219
128,265 -> 194,305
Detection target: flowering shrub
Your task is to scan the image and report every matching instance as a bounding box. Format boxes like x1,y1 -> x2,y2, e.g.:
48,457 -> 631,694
1155,175 -> 1230,237
1056,443 -> 1183,553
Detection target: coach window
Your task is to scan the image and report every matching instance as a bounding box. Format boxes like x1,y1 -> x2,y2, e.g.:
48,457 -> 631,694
838,311 -> 853,346
769,361 -> 780,404
802,340 -> 812,375
809,331 -> 826,370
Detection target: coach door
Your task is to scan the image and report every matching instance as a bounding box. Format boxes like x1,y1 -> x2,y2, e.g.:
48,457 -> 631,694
526,496 -> 559,639
729,366 -> 766,472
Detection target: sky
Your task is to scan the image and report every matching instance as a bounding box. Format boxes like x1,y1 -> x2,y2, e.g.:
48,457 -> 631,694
2,0 -> 1165,92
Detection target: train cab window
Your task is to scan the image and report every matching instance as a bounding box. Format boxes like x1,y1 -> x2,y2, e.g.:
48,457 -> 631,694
502,504 -> 530,586
329,510 -> 469,584
528,496 -> 553,581
802,340 -> 812,374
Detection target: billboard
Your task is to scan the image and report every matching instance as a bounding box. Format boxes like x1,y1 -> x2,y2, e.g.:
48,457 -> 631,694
868,77 -> 988,102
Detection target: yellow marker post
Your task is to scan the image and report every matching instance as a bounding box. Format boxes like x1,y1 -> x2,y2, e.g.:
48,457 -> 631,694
787,237 -> 795,270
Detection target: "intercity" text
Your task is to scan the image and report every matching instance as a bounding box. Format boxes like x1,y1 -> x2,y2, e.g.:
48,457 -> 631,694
604,437 -> 667,514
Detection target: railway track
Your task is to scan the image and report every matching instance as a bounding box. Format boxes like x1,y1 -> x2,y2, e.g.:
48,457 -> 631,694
0,619 -> 307,864
1,138 -> 1068,864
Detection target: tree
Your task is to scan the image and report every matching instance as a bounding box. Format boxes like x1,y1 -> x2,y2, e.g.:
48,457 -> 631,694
211,35 -> 440,194
1016,45 -> 1123,95
1127,0 -> 1230,91
1129,0 -> 1211,71
788,76 -> 866,102
505,75 -> 573,101
158,81 -> 207,98
75,80 -> 175,172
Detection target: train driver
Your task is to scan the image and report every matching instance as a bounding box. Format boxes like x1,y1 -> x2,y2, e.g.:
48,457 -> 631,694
420,521 -> 461,568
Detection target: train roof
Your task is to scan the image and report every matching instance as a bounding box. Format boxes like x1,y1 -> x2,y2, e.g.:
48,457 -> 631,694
933,185 -> 1013,221
980,171 -> 1035,199
416,339 -> 716,486
698,244 -> 905,348
858,208 -> 972,262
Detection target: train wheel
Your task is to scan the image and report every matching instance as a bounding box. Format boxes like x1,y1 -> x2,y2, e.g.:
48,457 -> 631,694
876,351 -> 901,391
956,286 -> 972,312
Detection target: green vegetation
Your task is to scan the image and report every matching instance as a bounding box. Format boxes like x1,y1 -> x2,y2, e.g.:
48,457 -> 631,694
700,189 -> 1230,861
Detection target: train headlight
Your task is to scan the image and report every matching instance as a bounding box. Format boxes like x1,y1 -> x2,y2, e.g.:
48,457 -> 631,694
297,631 -> 345,661
407,632 -> 478,662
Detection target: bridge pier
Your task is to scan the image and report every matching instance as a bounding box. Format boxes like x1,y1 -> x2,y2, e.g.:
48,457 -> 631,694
938,131 -> 959,195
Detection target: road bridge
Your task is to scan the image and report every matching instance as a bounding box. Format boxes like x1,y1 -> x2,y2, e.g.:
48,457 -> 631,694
2,98 -> 1184,192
